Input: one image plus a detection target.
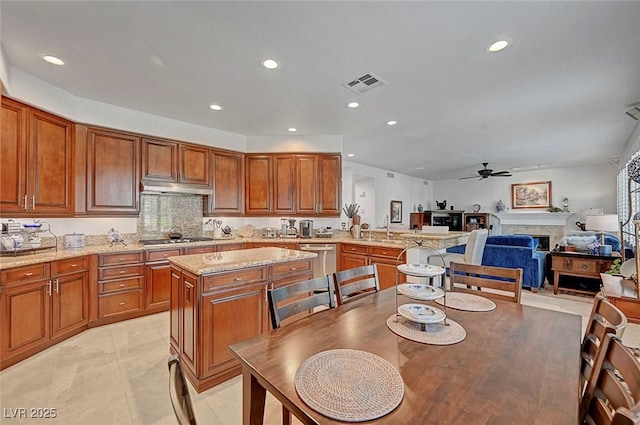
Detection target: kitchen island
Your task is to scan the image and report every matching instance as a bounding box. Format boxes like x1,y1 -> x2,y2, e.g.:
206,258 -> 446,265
168,247 -> 316,392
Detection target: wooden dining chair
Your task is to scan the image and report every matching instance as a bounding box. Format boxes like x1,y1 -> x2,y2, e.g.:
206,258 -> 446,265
168,354 -> 197,425
333,264 -> 380,306
580,333 -> 640,425
449,262 -> 523,303
581,294 -> 628,395
268,275 -> 336,424
268,274 -> 336,329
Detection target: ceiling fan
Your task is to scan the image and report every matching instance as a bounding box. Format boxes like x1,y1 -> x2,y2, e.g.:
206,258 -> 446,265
458,162 -> 512,180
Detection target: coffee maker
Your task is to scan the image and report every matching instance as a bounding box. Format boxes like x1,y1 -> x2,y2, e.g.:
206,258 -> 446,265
299,220 -> 313,238
282,218 -> 298,238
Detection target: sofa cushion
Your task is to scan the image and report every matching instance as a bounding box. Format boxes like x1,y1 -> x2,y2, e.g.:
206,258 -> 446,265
486,235 -> 537,249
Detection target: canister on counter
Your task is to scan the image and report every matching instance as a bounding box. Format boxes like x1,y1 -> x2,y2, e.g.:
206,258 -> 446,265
65,233 -> 85,249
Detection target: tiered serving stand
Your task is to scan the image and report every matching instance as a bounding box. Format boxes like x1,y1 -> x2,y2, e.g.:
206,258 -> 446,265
394,241 -> 448,329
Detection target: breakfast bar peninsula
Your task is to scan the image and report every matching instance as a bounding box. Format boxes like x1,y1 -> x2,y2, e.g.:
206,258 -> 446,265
168,247 -> 316,392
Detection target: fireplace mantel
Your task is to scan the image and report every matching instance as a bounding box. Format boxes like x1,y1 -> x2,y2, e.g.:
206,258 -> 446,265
494,212 -> 573,226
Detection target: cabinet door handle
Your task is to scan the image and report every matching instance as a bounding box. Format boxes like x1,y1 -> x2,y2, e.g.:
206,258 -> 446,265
55,278 -> 60,294
25,272 -> 33,277
119,270 -> 126,274
290,267 -> 297,271
70,264 -> 77,268
119,283 -> 126,287
47,280 -> 52,296
24,195 -> 28,210
118,258 -> 125,261
32,195 -> 35,210
234,277 -> 243,281
119,302 -> 126,306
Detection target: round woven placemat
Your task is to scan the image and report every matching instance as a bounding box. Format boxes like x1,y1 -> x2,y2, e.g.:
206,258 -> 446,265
433,292 -> 496,312
386,314 -> 466,345
294,349 -> 404,422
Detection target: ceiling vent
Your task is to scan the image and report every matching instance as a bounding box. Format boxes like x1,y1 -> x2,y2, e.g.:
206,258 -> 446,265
387,172 -> 395,178
626,103 -> 640,121
343,72 -> 387,95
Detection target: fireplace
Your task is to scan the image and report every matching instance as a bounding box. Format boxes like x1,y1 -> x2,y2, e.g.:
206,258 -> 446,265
530,235 -> 550,251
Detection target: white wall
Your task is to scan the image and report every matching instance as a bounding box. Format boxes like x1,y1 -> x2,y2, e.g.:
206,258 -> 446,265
246,135 -> 342,153
432,162 -> 618,233
4,67 -> 247,151
343,160 -> 433,229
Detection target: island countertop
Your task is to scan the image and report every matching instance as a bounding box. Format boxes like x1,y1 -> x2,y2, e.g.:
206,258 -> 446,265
167,246 -> 317,276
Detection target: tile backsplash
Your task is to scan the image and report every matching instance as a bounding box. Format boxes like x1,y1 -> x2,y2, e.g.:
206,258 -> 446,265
138,194 -> 204,239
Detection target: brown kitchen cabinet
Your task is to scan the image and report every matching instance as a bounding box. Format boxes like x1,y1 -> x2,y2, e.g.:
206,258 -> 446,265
1,257 -> 89,370
179,144 -> 209,186
141,137 -> 178,182
245,153 -> 341,216
409,212 -> 432,230
208,149 -> 244,214
170,265 -> 269,391
97,251 -> 145,323
145,247 -> 182,312
1,97 -> 74,216
85,127 -> 140,215
339,243 -> 406,290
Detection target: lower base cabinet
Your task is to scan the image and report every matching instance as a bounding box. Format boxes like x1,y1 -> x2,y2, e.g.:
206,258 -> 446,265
339,244 -> 406,290
170,257 -> 312,392
1,258 -> 89,370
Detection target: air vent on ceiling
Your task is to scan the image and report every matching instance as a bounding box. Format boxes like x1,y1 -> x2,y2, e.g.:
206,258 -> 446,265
387,172 -> 395,178
627,103 -> 640,121
423,181 -> 429,186
343,72 -> 387,95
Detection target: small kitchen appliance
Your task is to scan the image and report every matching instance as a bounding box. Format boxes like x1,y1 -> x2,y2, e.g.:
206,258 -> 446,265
262,227 -> 277,238
282,218 -> 298,238
299,220 -> 313,238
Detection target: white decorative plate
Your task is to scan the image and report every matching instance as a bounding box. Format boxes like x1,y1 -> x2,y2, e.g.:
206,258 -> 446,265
620,259 -> 636,279
397,263 -> 445,277
398,303 -> 445,324
237,224 -> 255,238
397,284 -> 444,300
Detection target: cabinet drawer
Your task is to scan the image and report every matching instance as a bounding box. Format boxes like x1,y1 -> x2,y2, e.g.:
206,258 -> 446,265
1,262 -> 50,285
146,248 -> 182,262
52,256 -> 88,275
99,252 -> 144,266
184,246 -> 215,255
99,265 -> 145,281
203,267 -> 265,290
270,260 -> 312,278
100,277 -> 144,294
99,290 -> 144,317
217,243 -> 245,252
341,244 -> 368,254
571,259 -> 597,274
370,246 -> 403,258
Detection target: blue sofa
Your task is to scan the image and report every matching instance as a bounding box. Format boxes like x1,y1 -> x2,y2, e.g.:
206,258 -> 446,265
446,235 -> 546,291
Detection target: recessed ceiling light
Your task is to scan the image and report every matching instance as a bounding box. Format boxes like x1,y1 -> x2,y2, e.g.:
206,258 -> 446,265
416,166 -> 425,170
261,58 -> 279,69
486,39 -> 511,53
209,104 -> 222,111
347,102 -> 360,108
347,153 -> 355,157
39,54 -> 65,66
288,127 -> 297,132
386,120 -> 397,126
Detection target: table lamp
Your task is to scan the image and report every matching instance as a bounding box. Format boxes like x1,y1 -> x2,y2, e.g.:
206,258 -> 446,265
585,214 -> 619,255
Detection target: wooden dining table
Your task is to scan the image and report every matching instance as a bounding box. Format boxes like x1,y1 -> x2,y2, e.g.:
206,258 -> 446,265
229,288 -> 581,425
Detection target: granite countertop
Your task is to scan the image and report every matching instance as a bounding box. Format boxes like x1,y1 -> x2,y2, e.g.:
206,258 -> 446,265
0,232 -> 470,270
168,247 -> 317,276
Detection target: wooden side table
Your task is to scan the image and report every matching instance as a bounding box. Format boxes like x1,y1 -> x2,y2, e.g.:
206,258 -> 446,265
550,250 -> 619,295
600,273 -> 640,324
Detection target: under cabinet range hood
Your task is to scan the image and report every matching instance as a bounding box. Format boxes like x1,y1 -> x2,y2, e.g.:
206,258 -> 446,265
139,181 -> 213,196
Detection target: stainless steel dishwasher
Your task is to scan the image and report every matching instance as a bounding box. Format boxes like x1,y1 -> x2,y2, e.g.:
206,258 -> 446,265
299,243 -> 337,278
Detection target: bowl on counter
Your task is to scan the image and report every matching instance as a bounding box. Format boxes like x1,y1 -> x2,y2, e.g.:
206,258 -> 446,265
2,234 -> 24,250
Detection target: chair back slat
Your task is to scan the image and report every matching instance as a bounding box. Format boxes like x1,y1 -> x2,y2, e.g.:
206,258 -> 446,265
333,264 -> 380,306
268,275 -> 335,329
581,295 -> 628,393
449,262 -> 522,304
168,355 -> 197,425
581,334 -> 640,425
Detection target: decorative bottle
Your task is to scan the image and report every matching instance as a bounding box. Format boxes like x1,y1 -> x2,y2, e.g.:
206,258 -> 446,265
496,199 -> 505,213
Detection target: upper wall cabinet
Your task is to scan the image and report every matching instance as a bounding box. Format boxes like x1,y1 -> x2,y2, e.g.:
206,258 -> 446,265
85,127 -> 140,215
245,155 -> 273,215
207,149 -> 244,215
1,98 -> 74,217
141,138 -> 210,187
245,153 -> 341,217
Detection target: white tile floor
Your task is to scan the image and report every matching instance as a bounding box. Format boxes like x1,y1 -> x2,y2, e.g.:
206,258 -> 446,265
1,286 -> 639,425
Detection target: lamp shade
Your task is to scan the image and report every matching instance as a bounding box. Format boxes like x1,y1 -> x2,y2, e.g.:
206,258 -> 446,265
585,214 -> 619,232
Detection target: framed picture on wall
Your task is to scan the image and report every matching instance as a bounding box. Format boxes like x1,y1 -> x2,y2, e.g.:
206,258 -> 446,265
390,200 -> 402,223
511,181 -> 552,209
